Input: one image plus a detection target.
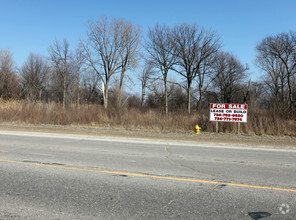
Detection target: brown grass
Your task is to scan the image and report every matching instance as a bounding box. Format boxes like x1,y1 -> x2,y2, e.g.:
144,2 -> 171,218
0,99 -> 295,136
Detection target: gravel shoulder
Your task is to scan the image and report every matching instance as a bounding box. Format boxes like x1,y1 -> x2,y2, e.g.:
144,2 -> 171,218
0,123 -> 295,149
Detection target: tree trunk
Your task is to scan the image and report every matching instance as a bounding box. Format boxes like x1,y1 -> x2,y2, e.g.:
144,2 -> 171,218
196,81 -> 203,112
141,86 -> 145,108
118,68 -> 126,107
196,97 -> 202,112
103,81 -> 108,110
287,72 -> 294,115
39,90 -> 42,101
76,71 -> 80,111
63,74 -> 66,109
164,78 -> 168,115
187,85 -> 191,114
103,92 -> 108,109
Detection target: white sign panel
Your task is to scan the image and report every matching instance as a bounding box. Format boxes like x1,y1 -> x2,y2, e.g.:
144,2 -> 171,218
210,103 -> 248,123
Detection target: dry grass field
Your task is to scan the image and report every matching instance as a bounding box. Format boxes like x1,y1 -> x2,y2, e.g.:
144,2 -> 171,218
0,99 -> 295,136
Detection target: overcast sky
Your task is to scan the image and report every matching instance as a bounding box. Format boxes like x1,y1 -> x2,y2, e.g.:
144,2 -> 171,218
1,0 -> 296,81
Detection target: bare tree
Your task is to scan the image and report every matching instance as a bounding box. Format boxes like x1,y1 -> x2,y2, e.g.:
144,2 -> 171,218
146,24 -> 177,114
193,53 -> 217,110
167,82 -> 187,111
118,21 -> 141,106
248,81 -> 266,109
48,39 -> 71,109
146,81 -> 164,108
82,69 -> 101,104
171,24 -> 220,114
0,49 -> 20,99
72,46 -> 86,109
212,52 -> 248,103
137,60 -> 155,107
256,31 -> 296,116
82,16 -> 140,109
20,53 -> 49,101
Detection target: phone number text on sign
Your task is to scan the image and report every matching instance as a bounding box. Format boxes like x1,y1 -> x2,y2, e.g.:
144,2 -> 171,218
210,103 -> 248,123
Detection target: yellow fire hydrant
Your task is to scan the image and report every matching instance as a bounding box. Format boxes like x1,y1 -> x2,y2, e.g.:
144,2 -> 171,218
194,125 -> 201,134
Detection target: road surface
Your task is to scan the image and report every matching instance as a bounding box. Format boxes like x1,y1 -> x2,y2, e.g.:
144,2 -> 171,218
0,131 -> 295,219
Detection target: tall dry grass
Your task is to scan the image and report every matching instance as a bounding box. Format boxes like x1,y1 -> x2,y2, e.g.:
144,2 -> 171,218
0,99 -> 295,136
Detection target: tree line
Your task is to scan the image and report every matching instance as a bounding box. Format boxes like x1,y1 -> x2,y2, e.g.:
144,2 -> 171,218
0,16 -> 295,118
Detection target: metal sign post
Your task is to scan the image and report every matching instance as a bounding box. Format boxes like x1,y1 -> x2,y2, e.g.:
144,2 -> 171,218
216,121 -> 219,133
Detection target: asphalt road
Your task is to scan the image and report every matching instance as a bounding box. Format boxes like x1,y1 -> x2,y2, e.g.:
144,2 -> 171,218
0,131 -> 295,219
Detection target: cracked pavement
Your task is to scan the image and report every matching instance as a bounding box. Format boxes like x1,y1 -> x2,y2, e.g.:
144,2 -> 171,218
0,130 -> 295,219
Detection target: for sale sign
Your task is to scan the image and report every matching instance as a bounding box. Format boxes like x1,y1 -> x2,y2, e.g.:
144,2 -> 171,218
210,103 -> 248,123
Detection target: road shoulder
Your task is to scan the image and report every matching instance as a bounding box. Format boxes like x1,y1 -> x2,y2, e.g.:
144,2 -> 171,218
0,123 -> 295,149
